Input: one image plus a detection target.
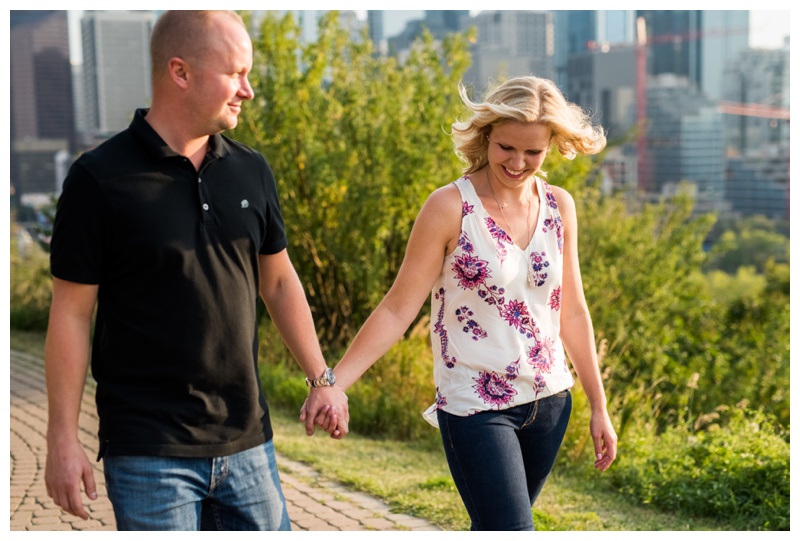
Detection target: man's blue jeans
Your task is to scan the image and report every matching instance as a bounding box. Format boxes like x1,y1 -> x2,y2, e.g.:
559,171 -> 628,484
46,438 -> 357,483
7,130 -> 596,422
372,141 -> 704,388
103,440 -> 291,531
437,390 -> 572,531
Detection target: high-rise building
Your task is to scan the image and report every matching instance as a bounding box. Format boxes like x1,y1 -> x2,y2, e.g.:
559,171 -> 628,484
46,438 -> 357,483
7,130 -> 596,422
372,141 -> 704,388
367,10 -> 384,45
561,10 -> 636,54
644,74 -> 727,213
424,10 -> 469,34
722,46 -> 789,154
10,10 -> 75,203
725,146 -> 789,221
386,10 -> 468,55
553,10 -> 636,90
81,11 -> 154,141
565,45 -> 637,142
251,10 -> 364,46
636,10 -> 749,101
465,11 -> 554,92
381,10 -> 424,40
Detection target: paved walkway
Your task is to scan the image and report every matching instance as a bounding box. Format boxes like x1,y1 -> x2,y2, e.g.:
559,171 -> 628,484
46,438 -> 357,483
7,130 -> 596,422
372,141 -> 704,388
9,350 -> 440,531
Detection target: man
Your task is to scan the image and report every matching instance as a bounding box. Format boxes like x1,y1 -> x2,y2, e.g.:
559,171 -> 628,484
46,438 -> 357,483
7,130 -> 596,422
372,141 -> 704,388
44,10 -> 348,530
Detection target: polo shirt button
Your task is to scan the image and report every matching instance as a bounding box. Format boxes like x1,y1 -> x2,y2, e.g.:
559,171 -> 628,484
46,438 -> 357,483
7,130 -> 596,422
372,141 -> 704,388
202,204 -> 209,211
198,177 -> 202,183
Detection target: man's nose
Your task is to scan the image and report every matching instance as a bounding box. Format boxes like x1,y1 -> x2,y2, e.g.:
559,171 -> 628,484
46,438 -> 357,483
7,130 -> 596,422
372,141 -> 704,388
239,74 -> 254,100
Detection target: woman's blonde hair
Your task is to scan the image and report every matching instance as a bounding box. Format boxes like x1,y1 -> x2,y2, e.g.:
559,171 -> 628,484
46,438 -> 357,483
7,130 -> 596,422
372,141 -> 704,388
451,75 -> 607,175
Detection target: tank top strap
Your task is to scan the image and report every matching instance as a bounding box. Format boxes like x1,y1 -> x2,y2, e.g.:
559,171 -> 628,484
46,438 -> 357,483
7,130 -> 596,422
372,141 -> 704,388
537,177 -> 560,217
453,175 -> 480,207
536,176 -> 565,254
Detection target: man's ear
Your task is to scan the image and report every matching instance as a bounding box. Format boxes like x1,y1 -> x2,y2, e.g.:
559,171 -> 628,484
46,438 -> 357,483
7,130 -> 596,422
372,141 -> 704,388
167,57 -> 190,89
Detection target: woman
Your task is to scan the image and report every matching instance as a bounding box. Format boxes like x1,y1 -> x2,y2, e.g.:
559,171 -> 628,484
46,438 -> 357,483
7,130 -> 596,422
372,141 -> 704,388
305,75 -> 617,530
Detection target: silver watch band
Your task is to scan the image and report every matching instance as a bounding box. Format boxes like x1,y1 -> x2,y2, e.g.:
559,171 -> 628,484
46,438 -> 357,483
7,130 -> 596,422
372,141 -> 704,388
305,367 -> 335,387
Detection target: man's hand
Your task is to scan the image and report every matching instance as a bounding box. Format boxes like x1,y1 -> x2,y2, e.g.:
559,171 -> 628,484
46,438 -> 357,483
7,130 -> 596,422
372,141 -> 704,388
45,438 -> 97,520
299,386 -> 349,439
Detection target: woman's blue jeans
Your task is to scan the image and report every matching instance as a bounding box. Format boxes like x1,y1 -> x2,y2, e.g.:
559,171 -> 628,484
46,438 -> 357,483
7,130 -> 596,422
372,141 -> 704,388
437,390 -> 572,531
103,440 -> 291,531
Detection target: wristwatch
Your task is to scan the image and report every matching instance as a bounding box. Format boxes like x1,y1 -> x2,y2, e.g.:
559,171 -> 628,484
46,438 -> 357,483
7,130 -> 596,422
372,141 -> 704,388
306,367 -> 336,388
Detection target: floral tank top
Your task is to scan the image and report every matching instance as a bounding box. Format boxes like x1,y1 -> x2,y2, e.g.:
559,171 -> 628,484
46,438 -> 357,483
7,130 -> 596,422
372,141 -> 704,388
422,175 -> 574,427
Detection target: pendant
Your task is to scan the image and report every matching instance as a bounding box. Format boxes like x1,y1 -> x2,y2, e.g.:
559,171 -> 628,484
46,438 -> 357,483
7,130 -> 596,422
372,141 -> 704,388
524,249 -> 535,287
527,262 -> 536,287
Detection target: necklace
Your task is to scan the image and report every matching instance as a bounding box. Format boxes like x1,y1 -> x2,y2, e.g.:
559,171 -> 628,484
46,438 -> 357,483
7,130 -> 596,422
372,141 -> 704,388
486,168 -> 537,286
486,168 -> 533,247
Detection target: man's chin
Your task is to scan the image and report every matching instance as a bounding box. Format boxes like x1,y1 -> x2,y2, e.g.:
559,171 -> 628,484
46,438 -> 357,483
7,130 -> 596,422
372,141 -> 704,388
213,118 -> 238,134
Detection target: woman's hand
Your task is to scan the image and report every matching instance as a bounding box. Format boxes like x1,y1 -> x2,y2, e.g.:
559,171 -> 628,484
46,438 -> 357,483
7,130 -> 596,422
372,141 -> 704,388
590,409 -> 617,471
299,392 -> 347,439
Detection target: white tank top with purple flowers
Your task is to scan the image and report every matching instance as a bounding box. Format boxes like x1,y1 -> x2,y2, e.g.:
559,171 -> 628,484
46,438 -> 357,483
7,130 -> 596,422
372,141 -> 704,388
422,175 -> 574,427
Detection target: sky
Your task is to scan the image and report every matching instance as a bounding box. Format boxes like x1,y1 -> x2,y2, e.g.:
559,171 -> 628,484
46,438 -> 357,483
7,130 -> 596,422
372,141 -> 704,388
748,10 -> 791,48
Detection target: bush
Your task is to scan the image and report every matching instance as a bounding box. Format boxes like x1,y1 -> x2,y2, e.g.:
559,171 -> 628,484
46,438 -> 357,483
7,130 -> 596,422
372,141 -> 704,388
344,326 -> 438,443
259,318 -> 439,444
10,222 -> 52,331
607,406 -> 789,530
235,11 -> 473,353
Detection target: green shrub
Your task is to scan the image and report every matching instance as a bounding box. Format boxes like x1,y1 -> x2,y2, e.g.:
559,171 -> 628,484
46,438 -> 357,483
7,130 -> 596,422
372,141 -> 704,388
258,322 -> 308,410
607,406 -> 789,530
236,11 -> 472,353
344,328 -> 438,443
10,222 -> 52,331
259,318 -> 439,444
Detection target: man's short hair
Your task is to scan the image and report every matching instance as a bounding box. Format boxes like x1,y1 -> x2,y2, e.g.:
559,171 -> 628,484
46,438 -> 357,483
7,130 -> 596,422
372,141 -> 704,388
149,10 -> 245,81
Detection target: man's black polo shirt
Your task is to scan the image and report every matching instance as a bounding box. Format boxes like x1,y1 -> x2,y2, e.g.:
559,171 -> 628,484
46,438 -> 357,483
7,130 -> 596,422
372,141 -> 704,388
50,109 -> 288,458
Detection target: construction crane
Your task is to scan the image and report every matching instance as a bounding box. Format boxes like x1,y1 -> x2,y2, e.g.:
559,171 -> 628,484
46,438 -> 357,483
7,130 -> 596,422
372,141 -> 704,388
636,17 -> 648,193
590,17 -> 789,192
717,101 -> 790,120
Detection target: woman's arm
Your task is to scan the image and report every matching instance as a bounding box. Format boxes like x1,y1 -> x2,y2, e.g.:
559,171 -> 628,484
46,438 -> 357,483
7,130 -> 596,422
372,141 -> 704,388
552,185 -> 617,471
334,183 -> 463,390
300,183 -> 462,427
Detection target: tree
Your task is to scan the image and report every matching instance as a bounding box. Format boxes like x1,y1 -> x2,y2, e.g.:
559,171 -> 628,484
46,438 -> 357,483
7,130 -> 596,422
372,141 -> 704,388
235,12 -> 473,352
233,12 -> 790,441
706,215 -> 789,274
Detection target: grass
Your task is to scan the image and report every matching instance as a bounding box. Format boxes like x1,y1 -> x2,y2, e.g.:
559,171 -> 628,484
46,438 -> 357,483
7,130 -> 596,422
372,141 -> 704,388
268,403 -> 732,531
9,328 -> 47,356
12,328 -> 732,531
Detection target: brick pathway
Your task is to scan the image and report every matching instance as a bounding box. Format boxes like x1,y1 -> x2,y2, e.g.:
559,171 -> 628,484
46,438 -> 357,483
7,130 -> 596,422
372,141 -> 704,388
9,350 -> 440,531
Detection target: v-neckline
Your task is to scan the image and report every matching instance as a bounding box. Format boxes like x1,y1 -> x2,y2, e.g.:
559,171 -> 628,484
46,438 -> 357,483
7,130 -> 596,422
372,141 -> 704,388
464,175 -> 544,252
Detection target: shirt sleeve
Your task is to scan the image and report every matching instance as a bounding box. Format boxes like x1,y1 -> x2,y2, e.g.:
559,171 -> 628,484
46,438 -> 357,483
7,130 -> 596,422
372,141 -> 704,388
49,162 -> 109,284
259,156 -> 288,255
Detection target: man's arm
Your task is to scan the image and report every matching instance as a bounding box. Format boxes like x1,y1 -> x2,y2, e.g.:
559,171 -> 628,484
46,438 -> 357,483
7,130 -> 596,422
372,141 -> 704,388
258,250 -> 349,438
44,277 -> 99,519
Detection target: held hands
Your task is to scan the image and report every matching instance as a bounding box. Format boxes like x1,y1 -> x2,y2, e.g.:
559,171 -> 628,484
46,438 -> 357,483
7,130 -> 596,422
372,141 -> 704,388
590,409 -> 618,472
299,385 -> 350,439
45,438 -> 98,520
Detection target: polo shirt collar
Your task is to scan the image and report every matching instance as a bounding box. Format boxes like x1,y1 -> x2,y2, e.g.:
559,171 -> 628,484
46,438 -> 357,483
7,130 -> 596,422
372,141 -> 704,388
206,128 -> 232,160
130,108 -> 232,161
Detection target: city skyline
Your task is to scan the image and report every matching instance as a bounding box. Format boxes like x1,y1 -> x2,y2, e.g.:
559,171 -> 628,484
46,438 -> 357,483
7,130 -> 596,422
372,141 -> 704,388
9,8 -> 790,222
65,9 -> 790,64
